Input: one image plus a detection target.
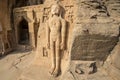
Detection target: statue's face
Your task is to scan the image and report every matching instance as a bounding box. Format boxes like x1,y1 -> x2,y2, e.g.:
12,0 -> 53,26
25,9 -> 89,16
51,4 -> 60,15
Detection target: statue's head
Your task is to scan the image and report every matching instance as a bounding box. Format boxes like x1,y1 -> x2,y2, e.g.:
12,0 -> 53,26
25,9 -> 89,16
51,2 -> 61,16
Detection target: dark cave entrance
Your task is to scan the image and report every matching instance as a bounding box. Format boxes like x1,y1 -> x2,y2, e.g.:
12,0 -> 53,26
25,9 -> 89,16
18,18 -> 29,45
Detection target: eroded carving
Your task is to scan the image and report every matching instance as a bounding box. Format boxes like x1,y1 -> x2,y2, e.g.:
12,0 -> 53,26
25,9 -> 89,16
42,7 -> 50,22
75,61 -> 97,75
65,5 -> 74,23
43,47 -> 48,57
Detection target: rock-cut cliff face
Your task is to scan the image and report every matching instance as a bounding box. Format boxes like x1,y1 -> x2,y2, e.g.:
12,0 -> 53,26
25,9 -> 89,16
0,0 -> 120,80
71,0 -> 120,61
0,0 -> 15,55
70,0 -> 120,80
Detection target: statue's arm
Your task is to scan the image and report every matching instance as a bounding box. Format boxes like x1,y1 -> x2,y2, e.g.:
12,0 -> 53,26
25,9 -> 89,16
61,19 -> 66,49
46,22 -> 50,48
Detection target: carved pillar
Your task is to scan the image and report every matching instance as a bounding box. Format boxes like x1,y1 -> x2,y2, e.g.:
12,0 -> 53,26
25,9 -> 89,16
14,17 -> 22,45
28,22 -> 35,48
14,22 -> 18,45
26,10 -> 35,48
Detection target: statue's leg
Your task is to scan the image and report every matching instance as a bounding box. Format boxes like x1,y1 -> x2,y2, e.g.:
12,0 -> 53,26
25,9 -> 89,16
49,41 -> 56,75
53,39 -> 61,77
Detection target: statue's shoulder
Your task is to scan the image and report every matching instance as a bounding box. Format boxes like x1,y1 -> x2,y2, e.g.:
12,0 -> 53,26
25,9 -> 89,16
60,17 -> 66,23
60,18 -> 66,25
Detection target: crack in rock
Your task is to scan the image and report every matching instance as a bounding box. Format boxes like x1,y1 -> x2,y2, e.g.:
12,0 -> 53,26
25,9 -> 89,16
9,52 -> 31,69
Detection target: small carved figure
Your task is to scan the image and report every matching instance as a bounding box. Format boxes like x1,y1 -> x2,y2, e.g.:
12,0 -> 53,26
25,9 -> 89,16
46,2 -> 66,77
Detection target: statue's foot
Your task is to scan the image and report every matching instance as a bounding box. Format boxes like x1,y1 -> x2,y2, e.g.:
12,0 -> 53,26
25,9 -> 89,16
49,67 -> 55,75
52,69 -> 60,77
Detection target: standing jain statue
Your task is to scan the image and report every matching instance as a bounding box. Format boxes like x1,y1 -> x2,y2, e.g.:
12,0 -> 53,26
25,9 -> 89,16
46,2 -> 66,77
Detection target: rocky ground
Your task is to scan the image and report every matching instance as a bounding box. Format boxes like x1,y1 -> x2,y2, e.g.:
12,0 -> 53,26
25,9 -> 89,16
0,50 -> 115,80
0,50 -> 35,80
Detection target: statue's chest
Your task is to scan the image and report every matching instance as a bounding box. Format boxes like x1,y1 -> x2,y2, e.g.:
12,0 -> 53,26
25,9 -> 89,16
49,18 -> 61,27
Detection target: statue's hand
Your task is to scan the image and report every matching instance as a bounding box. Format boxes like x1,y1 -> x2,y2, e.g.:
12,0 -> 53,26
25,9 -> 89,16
60,42 -> 65,50
46,43 -> 50,49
